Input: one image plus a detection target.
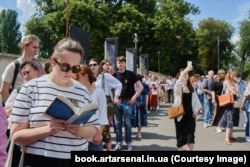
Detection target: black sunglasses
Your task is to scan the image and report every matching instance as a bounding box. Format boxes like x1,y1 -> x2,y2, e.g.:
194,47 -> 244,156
54,58 -> 80,73
89,63 -> 98,67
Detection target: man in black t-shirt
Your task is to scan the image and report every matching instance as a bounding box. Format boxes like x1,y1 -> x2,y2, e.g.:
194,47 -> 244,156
113,56 -> 143,151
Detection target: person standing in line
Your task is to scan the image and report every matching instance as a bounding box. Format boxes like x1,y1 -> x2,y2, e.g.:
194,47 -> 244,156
159,76 -> 167,104
240,81 -> 250,142
0,105 -> 7,166
166,76 -> 175,103
88,58 -> 122,151
112,56 -> 143,151
4,58 -> 45,167
149,74 -> 159,111
173,64 -> 201,151
194,74 -> 204,116
108,65 -> 115,75
202,70 -> 216,128
73,64 -> 108,151
0,34 -> 40,106
212,69 -> 226,132
142,72 -> 151,112
132,74 -> 149,139
218,69 -> 239,145
10,38 -> 99,167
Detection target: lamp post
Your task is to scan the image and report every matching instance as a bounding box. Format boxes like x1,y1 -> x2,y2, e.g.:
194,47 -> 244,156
217,36 -> 220,71
158,51 -> 160,73
133,33 -> 138,49
66,0 -> 70,38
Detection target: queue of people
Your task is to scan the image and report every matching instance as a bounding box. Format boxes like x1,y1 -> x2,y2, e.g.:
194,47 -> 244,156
0,34 -> 250,167
0,35 -> 153,166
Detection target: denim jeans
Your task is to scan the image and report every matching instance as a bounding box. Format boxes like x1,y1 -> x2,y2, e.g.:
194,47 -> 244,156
244,102 -> 250,137
245,111 -> 250,137
88,141 -> 103,151
114,100 -> 133,144
203,95 -> 213,124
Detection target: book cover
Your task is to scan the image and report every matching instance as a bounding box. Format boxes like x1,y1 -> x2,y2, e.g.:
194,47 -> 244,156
45,96 -> 98,124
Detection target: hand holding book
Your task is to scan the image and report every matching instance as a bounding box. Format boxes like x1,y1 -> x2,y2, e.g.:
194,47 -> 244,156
44,96 -> 98,124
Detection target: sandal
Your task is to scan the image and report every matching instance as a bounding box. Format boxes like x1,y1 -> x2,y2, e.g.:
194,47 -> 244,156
137,133 -> 142,139
225,140 -> 231,145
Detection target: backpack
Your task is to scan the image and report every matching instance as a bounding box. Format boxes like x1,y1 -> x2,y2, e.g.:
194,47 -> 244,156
9,60 -> 20,94
2,60 -> 20,107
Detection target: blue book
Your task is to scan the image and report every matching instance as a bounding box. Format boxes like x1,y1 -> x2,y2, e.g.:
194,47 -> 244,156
44,95 -> 98,124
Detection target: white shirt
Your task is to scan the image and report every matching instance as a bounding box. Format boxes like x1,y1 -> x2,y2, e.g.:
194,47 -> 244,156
95,72 -> 122,97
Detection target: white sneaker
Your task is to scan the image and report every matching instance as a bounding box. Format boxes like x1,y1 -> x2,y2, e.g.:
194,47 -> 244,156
246,137 -> 250,142
127,144 -> 133,151
203,123 -> 208,128
216,127 -> 222,133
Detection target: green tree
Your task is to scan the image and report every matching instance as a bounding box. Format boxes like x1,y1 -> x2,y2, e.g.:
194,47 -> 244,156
195,18 -> 234,73
25,0 -> 199,75
238,20 -> 250,77
0,9 -> 21,54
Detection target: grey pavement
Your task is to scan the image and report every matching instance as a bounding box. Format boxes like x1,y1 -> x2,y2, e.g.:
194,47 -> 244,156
110,103 -> 250,151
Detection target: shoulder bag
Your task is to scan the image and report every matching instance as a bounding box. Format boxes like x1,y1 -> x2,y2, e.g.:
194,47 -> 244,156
168,89 -> 184,119
218,93 -> 234,107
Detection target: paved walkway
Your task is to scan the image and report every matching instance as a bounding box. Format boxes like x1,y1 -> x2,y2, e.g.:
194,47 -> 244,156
111,103 -> 249,151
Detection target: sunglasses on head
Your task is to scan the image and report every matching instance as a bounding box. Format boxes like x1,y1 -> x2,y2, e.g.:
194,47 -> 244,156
54,58 -> 80,73
89,63 -> 98,67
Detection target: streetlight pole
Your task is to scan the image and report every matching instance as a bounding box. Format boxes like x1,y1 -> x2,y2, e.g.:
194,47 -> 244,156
66,0 -> 70,38
217,36 -> 220,71
158,51 -> 160,73
133,33 -> 138,49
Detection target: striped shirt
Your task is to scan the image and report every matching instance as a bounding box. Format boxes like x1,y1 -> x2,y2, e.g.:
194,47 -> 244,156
11,75 -> 99,159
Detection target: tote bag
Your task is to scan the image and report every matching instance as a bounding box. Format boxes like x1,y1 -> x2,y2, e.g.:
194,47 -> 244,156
218,93 -> 234,107
5,136 -> 26,167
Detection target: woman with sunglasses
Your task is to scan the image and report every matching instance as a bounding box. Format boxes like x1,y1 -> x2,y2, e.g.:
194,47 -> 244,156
73,64 -> 108,151
10,38 -> 99,167
88,58 -> 122,151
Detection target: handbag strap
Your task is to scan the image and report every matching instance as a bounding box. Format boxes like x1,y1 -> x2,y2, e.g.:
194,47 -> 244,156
5,136 -> 26,167
102,72 -> 114,102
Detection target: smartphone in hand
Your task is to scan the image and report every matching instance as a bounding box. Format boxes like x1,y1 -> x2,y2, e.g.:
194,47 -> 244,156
187,61 -> 192,66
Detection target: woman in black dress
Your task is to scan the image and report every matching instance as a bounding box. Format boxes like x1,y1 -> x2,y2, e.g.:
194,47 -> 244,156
173,64 -> 201,151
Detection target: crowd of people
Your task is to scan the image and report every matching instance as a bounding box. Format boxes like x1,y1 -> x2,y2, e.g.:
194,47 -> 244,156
0,34 -> 249,166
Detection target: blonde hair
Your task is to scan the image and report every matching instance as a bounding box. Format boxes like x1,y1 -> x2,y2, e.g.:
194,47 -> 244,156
18,34 -> 40,50
225,69 -> 236,82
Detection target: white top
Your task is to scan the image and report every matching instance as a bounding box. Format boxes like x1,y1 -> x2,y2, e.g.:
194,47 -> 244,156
88,87 -> 108,142
1,59 -> 24,90
90,87 -> 108,125
166,79 -> 175,90
95,72 -> 122,97
11,75 -> 99,159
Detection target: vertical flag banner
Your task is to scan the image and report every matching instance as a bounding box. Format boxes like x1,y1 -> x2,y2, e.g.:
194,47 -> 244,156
104,37 -> 119,69
140,54 -> 149,74
69,25 -> 90,63
126,48 -> 137,73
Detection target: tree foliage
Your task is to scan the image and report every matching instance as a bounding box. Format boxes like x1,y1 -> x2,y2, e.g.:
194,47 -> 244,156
238,20 -> 250,78
24,0 -> 201,75
0,9 -> 21,54
195,18 -> 234,74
